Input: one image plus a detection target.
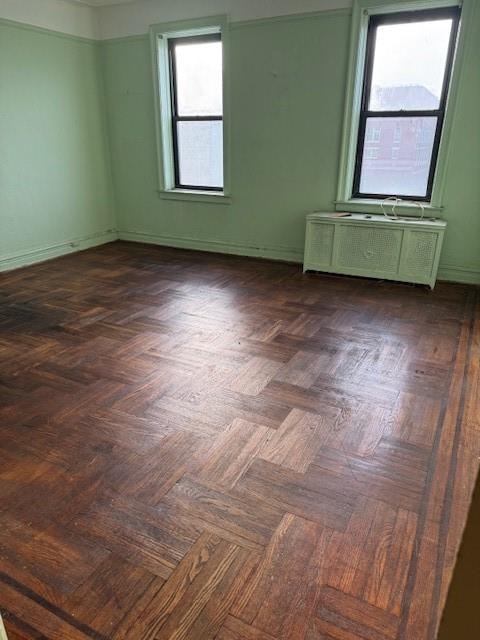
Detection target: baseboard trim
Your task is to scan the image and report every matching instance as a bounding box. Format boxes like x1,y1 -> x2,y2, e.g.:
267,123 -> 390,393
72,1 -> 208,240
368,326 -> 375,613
117,231 -> 304,264
3,230 -> 478,285
438,264 -> 480,285
0,230 -> 118,273
118,233 -> 480,284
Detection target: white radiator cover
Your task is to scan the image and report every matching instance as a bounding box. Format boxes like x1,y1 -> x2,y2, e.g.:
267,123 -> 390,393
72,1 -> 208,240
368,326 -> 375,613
303,212 -> 446,289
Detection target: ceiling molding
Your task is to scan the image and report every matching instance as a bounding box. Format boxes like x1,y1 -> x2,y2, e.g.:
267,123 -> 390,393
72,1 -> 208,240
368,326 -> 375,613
70,1 -> 135,6
1,0 -> 353,41
96,0 -> 352,40
0,0 -> 98,38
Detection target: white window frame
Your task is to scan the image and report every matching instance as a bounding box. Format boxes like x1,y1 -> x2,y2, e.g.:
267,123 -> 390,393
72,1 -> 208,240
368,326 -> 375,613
150,16 -> 231,204
335,0 -> 473,215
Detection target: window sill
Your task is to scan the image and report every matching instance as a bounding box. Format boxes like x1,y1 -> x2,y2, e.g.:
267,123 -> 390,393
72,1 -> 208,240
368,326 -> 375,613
158,189 -> 231,204
335,199 -> 443,216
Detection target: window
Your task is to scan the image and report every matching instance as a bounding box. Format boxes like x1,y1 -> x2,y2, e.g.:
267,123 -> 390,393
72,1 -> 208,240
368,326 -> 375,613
366,126 -> 381,143
168,34 -> 223,191
353,7 -> 460,201
151,18 -> 228,199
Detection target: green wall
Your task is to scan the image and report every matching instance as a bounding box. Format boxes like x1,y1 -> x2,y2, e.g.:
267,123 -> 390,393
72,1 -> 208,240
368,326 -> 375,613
101,7 -> 480,283
0,21 -> 116,271
102,11 -> 350,264
1,6 -> 479,282
437,0 -> 480,283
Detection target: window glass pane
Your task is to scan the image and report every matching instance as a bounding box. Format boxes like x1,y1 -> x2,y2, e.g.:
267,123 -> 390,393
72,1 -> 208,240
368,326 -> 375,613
174,40 -> 222,116
177,120 -> 223,188
359,116 -> 437,197
369,19 -> 453,111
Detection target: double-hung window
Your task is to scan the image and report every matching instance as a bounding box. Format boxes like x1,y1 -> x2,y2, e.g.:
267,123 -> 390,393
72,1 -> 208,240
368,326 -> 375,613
168,34 -> 223,191
152,19 -> 227,197
352,6 -> 460,202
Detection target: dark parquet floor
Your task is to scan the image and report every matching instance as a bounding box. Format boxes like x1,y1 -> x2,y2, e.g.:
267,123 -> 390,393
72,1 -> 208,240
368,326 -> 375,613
0,241 -> 479,640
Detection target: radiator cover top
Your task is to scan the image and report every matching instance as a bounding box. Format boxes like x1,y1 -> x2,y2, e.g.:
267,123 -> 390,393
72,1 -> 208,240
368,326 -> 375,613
303,212 -> 446,288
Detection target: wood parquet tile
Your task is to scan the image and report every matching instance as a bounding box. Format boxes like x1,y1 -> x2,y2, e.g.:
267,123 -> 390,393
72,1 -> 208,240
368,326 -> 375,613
0,241 -> 479,639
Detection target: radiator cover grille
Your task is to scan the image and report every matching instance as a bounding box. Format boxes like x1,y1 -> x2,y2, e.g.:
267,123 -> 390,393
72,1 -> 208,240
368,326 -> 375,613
337,225 -> 402,273
307,222 -> 334,268
303,213 -> 446,289
401,230 -> 438,279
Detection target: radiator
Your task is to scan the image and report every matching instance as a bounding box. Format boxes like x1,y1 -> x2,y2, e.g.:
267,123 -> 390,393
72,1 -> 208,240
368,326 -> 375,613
303,212 -> 446,289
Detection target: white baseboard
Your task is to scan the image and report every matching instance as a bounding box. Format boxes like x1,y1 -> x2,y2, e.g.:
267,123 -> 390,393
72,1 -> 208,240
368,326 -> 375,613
0,230 -> 118,272
117,230 -> 304,264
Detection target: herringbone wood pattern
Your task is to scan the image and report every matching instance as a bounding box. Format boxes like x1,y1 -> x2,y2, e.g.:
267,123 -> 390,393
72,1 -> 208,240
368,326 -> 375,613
0,241 -> 479,640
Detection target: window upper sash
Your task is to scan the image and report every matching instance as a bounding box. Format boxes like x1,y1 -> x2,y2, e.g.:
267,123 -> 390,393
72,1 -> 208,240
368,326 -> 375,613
352,6 -> 461,201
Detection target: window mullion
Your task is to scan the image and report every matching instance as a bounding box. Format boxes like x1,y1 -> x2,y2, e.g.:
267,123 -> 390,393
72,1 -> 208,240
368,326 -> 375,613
173,115 -> 223,122
363,110 -> 442,118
